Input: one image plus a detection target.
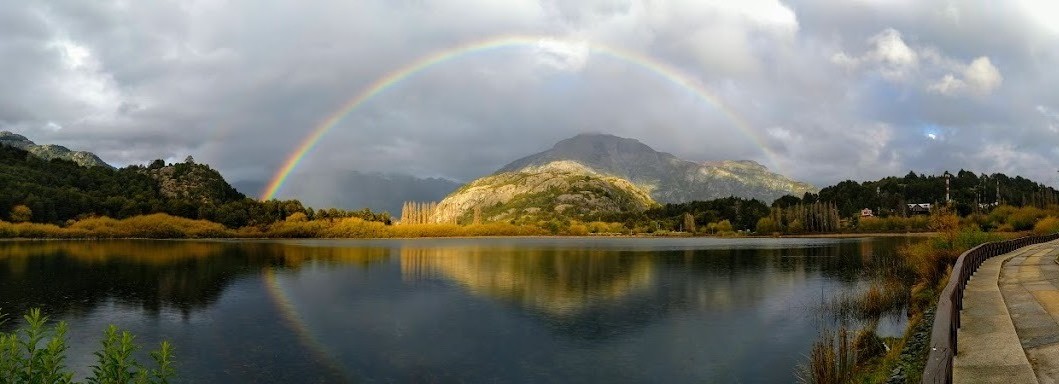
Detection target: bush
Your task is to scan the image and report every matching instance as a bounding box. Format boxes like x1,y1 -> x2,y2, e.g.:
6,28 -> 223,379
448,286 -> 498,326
855,216 -> 930,233
853,329 -> 885,366
9,205 -> 32,223
1034,216 -> 1059,235
0,308 -> 174,383
1008,207 -> 1045,231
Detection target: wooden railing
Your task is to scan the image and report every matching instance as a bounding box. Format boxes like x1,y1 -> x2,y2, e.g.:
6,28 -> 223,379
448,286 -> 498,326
921,233 -> 1059,383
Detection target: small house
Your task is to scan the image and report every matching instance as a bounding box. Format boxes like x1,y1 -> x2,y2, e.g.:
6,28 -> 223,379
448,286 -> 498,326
860,208 -> 874,217
907,203 -> 932,215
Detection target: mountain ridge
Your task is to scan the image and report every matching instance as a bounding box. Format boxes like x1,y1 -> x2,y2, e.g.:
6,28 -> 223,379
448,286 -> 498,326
498,133 -> 815,203
431,133 -> 815,224
0,131 -> 112,169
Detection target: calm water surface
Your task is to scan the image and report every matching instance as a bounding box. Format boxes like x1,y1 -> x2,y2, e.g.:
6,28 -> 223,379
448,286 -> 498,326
0,237 -> 918,383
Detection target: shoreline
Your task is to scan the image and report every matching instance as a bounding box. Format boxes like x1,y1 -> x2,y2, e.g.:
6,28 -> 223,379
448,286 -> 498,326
0,232 -> 940,241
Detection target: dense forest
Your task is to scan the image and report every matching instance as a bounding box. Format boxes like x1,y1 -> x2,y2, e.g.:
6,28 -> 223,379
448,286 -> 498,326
0,145 -> 389,228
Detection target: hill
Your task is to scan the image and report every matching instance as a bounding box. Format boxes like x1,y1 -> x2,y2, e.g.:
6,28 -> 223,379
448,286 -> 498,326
432,161 -> 656,224
499,133 -> 815,203
0,132 -> 395,230
0,131 -> 112,168
139,158 -> 245,205
0,144 -> 252,224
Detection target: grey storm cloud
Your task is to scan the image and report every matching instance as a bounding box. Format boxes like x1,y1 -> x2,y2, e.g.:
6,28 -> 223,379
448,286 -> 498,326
2,0 -> 1058,200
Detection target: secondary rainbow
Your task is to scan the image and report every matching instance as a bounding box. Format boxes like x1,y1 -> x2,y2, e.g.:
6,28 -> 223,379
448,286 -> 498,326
261,34 -> 777,200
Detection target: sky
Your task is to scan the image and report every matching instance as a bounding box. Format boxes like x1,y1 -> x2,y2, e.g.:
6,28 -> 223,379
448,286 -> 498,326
2,0 -> 1059,197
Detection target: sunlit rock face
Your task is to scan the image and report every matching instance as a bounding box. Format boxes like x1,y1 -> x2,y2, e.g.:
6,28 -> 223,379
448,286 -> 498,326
431,160 -> 656,224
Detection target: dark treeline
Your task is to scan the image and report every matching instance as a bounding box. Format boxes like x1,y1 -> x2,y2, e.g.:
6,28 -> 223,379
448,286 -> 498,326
0,145 -> 390,227
818,170 -> 1059,217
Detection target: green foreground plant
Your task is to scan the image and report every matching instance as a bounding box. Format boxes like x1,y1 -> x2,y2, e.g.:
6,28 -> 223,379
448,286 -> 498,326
0,309 -> 174,384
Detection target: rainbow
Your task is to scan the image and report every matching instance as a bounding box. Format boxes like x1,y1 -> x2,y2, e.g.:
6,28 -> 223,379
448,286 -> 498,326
262,268 -> 351,381
261,34 -> 776,200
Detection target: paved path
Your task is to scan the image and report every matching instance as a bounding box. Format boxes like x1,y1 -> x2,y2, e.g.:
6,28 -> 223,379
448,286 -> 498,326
954,240 -> 1059,384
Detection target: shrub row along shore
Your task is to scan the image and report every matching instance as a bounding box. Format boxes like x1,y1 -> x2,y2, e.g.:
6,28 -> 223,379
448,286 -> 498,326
3,204 -> 1059,240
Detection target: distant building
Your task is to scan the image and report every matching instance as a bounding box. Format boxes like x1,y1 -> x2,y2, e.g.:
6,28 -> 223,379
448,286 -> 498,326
860,208 -> 874,217
907,203 -> 932,215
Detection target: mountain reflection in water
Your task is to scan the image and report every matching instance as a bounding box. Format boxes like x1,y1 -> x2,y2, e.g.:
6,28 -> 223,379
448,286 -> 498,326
0,237 -> 915,383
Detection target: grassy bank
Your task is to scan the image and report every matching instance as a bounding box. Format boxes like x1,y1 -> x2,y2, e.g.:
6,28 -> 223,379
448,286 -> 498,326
800,203 -> 1059,383
800,208 -> 1018,384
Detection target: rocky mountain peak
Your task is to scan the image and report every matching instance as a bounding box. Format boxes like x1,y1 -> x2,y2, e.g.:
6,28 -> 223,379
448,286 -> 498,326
0,131 -> 112,169
496,133 -> 815,203
0,131 -> 34,147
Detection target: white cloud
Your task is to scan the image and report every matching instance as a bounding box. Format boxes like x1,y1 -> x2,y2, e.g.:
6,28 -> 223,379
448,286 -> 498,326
1038,105 -> 1059,133
869,29 -> 919,80
1017,0 -> 1059,35
834,28 -> 1003,98
831,28 -> 918,81
534,38 -> 591,71
928,56 -> 1002,97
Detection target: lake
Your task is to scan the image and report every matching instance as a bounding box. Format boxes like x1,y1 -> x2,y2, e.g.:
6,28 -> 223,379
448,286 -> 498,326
0,237 -> 918,383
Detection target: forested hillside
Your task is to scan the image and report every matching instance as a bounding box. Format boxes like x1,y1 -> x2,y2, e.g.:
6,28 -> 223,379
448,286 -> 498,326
0,145 -> 388,227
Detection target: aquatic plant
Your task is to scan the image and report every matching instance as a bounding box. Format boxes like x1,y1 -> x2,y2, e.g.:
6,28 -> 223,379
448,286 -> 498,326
799,327 -> 855,384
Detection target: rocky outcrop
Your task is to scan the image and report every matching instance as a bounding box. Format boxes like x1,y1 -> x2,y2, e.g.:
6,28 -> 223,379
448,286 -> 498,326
139,161 -> 245,204
432,161 -> 656,224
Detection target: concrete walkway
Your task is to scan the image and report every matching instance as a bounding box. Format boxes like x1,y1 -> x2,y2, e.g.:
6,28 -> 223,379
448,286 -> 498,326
954,240 -> 1059,384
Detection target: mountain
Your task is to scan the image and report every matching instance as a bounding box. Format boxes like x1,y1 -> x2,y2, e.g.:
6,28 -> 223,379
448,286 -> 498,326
254,171 -> 460,215
432,160 -> 656,224
499,133 -> 815,203
0,131 -> 112,168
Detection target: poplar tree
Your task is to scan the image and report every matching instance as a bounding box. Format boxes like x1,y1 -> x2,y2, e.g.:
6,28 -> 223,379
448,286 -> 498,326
683,212 -> 696,233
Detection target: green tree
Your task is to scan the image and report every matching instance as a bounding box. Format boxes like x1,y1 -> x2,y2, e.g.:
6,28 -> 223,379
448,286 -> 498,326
756,217 -> 779,234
